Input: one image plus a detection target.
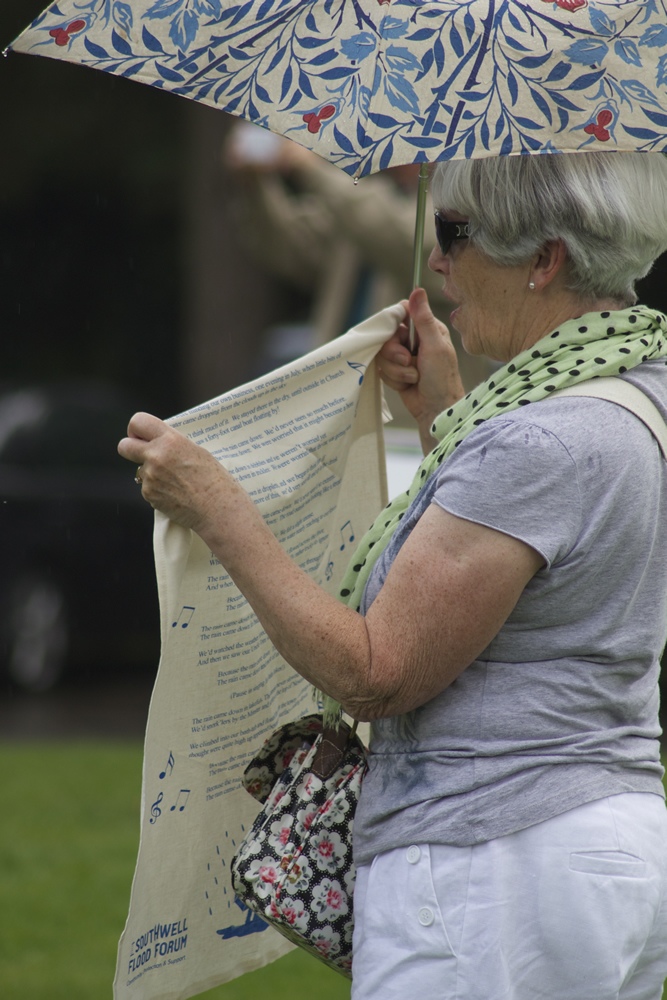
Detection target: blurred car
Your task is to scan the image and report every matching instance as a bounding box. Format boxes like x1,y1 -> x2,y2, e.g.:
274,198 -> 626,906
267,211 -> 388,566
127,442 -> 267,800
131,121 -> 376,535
0,383 -> 159,691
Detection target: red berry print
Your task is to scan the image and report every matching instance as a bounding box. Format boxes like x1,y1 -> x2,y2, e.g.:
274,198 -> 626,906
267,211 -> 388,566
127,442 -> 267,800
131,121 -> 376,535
584,109 -> 613,141
49,19 -> 85,46
302,104 -> 336,134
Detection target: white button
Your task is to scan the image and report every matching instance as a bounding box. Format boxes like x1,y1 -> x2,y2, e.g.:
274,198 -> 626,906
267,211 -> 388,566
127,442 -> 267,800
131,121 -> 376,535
406,845 -> 421,865
418,906 -> 435,927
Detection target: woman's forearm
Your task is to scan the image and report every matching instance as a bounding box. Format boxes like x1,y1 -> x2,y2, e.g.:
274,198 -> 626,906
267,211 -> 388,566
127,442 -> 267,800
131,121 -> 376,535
197,484 -> 375,714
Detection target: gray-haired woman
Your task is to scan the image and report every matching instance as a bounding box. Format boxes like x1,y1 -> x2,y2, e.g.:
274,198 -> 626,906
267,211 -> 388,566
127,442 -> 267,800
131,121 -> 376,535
119,151 -> 667,999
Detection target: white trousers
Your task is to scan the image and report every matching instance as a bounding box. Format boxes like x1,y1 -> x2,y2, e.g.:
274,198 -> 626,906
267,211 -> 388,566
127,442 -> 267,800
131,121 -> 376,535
351,793 -> 667,1000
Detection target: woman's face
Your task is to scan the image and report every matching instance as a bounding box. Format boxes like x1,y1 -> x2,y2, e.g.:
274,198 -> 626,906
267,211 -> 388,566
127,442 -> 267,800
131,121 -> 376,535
428,210 -> 533,363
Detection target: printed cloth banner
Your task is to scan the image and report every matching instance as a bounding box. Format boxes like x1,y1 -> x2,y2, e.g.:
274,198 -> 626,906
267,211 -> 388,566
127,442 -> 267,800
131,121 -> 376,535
113,302 -> 403,1000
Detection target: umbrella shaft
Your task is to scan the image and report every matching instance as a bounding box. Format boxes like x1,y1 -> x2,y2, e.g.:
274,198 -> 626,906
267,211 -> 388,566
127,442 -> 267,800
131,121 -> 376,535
409,163 -> 430,353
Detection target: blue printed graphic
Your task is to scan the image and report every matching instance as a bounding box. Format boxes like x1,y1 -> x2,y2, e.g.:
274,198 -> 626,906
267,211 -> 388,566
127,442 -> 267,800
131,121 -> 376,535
217,896 -> 269,939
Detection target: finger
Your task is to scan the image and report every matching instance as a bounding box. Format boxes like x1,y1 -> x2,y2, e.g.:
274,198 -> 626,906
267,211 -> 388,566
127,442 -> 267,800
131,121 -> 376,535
378,368 -> 418,394
379,330 -> 413,369
377,355 -> 419,389
126,411 -> 169,442
118,436 -> 149,465
407,288 -> 449,349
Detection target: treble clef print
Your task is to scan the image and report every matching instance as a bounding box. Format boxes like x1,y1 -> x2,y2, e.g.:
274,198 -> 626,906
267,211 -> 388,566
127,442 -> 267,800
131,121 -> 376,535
150,792 -> 163,825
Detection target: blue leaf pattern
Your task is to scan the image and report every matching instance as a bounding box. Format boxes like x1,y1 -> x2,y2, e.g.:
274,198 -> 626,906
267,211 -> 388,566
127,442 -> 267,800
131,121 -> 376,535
141,24 -> 164,52
658,53 -> 667,90
640,24 -> 667,48
383,16 -> 409,39
111,26 -> 132,53
564,38 -> 609,65
588,7 -> 615,37
84,35 -> 110,58
113,2 -> 133,35
10,0 -> 667,174
340,32 -> 375,62
614,38 -> 642,68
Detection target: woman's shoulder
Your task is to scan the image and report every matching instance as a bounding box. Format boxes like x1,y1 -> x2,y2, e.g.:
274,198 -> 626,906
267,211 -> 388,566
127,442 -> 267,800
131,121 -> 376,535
491,360 -> 667,455
438,361 -> 667,489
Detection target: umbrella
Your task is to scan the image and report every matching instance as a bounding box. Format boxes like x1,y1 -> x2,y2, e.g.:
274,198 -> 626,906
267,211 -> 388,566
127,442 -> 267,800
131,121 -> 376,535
6,0 -> 667,331
7,0 -> 667,173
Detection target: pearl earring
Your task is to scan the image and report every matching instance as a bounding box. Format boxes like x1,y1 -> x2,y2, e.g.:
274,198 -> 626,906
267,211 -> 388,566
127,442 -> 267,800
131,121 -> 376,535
529,281 -> 536,290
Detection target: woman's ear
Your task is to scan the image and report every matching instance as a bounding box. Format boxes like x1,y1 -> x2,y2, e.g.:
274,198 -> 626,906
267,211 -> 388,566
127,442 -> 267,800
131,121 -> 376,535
529,239 -> 568,292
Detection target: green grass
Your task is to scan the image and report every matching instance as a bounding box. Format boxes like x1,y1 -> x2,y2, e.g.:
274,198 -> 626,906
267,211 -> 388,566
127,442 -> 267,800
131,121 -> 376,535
0,742 -> 349,1000
1,742 -> 665,999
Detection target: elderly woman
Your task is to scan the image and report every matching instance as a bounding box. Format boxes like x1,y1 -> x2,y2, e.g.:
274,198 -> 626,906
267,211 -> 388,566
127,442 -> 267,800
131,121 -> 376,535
120,151 -> 667,1000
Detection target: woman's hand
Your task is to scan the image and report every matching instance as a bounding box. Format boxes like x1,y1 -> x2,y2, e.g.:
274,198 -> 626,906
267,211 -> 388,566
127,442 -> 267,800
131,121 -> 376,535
118,413 -> 240,534
378,288 -> 464,453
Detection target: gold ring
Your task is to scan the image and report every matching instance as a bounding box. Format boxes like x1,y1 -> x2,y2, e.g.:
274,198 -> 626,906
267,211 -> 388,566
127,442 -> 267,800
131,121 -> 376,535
135,466 -> 143,485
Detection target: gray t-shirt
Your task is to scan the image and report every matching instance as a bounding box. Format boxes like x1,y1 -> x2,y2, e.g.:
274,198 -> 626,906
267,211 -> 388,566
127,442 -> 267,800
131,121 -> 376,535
354,360 -> 667,866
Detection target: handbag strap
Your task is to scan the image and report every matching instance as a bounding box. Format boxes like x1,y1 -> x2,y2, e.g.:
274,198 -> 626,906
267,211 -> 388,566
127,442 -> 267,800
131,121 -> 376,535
550,377 -> 667,460
311,720 -> 360,780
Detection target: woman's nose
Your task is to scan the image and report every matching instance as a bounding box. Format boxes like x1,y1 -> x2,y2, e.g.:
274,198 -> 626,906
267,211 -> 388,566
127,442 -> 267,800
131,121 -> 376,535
428,245 -> 448,274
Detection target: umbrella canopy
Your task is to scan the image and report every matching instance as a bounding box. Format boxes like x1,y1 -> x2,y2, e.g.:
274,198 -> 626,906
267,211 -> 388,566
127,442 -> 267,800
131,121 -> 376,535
8,0 -> 667,177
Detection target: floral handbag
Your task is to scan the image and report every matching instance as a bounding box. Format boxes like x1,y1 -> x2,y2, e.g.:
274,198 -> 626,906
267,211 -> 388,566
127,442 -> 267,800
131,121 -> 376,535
231,714 -> 367,978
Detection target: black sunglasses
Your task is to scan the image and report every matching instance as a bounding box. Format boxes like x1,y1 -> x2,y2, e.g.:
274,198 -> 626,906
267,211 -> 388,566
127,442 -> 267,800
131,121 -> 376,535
434,212 -> 470,255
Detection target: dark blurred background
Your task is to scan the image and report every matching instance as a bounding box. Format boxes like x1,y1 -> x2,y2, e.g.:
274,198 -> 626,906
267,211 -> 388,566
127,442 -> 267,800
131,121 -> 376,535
0,0 -> 310,728
1,0 -> 666,735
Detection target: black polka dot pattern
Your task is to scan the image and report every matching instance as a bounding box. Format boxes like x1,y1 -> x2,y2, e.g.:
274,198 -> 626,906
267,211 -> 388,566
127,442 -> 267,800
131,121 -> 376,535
333,305 -> 667,626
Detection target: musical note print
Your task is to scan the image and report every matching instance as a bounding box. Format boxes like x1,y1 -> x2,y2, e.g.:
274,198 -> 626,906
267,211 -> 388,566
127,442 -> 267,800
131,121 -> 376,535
159,751 -> 175,780
339,521 -> 355,551
347,361 -> 366,385
171,789 -> 191,813
172,606 -> 195,629
149,792 -> 163,825
325,559 -> 334,582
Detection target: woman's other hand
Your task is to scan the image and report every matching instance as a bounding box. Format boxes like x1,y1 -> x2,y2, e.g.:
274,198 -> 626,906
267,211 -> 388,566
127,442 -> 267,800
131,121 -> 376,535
118,413 -> 238,533
378,288 -> 465,454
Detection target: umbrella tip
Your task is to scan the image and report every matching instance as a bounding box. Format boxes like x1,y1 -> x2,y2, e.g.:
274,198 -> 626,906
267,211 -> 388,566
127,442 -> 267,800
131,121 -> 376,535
2,46 -> 11,58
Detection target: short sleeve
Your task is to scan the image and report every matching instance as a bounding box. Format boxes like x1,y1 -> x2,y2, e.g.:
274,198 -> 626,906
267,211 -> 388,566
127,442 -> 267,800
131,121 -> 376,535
432,418 -> 583,568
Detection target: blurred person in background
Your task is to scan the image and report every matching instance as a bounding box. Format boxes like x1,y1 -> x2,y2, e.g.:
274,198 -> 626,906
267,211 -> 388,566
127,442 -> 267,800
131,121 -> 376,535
225,122 -> 493,399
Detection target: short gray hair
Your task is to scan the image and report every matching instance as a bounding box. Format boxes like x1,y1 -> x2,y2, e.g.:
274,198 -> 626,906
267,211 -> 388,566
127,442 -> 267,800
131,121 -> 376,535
430,152 -> 667,304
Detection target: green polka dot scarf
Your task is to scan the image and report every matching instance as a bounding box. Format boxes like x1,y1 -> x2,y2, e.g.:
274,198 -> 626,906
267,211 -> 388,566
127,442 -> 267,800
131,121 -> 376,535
320,305 -> 667,726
